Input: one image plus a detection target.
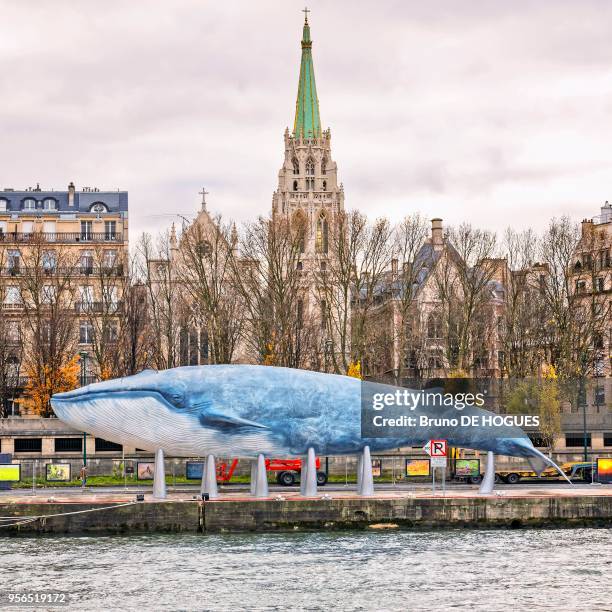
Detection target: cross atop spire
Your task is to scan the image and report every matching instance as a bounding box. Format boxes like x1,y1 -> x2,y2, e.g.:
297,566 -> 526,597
302,6 -> 310,24
199,187 -> 209,211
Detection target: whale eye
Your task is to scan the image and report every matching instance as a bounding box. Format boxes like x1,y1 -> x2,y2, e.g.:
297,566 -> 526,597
158,388 -> 186,410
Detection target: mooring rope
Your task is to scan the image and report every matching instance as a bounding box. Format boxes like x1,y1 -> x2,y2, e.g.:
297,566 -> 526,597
0,501 -> 138,529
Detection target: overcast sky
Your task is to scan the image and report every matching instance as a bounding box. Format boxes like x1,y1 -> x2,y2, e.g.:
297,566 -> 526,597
1,0 -> 611,240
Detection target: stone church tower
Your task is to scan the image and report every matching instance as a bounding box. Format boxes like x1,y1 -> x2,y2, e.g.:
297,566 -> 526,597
272,13 -> 345,270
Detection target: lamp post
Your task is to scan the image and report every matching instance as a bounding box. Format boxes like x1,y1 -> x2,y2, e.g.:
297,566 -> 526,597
324,338 -> 332,373
79,351 -> 88,467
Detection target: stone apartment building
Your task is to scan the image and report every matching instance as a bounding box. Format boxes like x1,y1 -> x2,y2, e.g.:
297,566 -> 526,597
0,183 -> 128,459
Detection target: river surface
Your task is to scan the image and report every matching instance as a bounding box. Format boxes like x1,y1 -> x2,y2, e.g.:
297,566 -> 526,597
0,529 -> 610,611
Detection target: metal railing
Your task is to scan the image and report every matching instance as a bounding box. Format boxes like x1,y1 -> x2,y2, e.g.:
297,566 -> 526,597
0,232 -> 123,244
0,266 -> 124,277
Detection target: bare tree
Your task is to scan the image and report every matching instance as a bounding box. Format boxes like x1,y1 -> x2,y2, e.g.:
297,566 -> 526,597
177,216 -> 243,364
433,223 -> 499,374
137,231 -> 183,370
235,215 -> 317,367
18,234 -> 79,416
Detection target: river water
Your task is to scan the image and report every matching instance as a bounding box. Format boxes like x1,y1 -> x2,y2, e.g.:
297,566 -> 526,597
1,529 -> 610,611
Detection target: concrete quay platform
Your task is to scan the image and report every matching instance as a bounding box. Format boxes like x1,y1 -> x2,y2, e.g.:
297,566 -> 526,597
1,487 -> 611,535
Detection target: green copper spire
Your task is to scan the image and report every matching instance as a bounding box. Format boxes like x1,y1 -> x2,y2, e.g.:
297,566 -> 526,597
293,9 -> 321,138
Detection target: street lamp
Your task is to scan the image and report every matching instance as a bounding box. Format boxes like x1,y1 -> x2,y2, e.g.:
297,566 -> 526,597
79,351 -> 88,466
324,338 -> 332,373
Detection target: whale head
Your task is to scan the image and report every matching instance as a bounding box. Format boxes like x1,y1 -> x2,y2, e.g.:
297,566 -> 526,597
51,367 -> 283,457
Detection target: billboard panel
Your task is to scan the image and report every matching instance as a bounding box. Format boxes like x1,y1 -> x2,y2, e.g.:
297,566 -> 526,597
0,464 -> 21,482
405,458 -> 430,477
455,459 -> 481,478
46,463 -> 72,482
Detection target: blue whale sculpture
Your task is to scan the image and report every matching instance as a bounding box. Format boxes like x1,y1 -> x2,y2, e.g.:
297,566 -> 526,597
51,364 -> 562,474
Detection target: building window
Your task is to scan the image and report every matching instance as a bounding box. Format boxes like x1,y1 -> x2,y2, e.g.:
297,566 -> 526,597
604,433 -> 612,447
292,157 -> 299,175
43,198 -> 57,211
42,251 -> 57,272
41,284 -> 57,304
4,286 -> 21,305
22,198 -> 36,210
306,158 -> 315,176
293,180 -> 298,191
320,299 -> 327,329
322,180 -> 327,191
296,261 -> 303,271
95,438 -> 123,452
79,285 -> 94,307
55,438 -> 83,452
80,251 -> 93,274
80,221 -> 92,241
0,199 -> 7,211
596,277 -> 605,292
427,313 -> 443,339
565,433 -> 591,448
90,202 -> 108,214
41,322 -> 51,345
104,221 -> 116,240
79,321 -> 94,344
575,280 -> 586,293
320,260 -> 327,272
14,438 -> 42,452
321,157 -> 327,175
315,213 -> 328,254
8,250 -> 20,274
103,323 -> 118,343
22,221 -> 34,235
594,386 -> 605,406
103,250 -> 117,269
528,432 -> 547,448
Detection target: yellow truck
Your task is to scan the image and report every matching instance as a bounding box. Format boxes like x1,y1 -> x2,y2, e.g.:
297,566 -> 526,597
496,462 -> 592,484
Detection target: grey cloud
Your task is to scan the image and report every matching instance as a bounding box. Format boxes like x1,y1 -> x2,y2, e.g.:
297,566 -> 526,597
1,0 -> 611,240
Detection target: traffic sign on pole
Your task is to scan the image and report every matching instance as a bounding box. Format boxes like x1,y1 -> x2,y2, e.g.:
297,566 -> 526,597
423,440 -> 448,458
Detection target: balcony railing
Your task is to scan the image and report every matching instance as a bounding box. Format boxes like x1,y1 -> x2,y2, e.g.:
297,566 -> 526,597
0,266 -> 124,277
75,301 -> 123,314
0,232 -> 123,244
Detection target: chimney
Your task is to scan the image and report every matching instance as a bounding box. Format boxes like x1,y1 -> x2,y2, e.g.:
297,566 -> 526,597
431,218 -> 443,251
581,218 -> 593,240
68,182 -> 75,207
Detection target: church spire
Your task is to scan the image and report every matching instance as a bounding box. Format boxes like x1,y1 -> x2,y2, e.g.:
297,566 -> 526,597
293,8 -> 321,138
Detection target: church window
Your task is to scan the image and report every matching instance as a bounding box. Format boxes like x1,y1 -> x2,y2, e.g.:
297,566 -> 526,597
293,180 -> 298,192
315,212 -> 328,254
306,158 -> 315,176
427,312 -> 442,339
322,180 -> 327,191
292,158 -> 299,175
293,212 -> 306,253
321,157 -> 327,175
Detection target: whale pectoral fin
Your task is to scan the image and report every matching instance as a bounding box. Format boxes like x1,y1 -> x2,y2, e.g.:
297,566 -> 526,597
199,412 -> 269,432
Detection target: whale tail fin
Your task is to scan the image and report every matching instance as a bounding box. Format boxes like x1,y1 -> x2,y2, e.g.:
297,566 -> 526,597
527,446 -> 573,485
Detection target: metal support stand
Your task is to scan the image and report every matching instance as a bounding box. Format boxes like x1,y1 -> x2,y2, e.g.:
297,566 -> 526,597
479,451 -> 495,495
203,454 -> 219,499
254,453 -> 268,498
300,455 -> 308,495
250,459 -> 257,496
304,447 -> 317,497
358,446 -> 374,496
153,448 -> 167,499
